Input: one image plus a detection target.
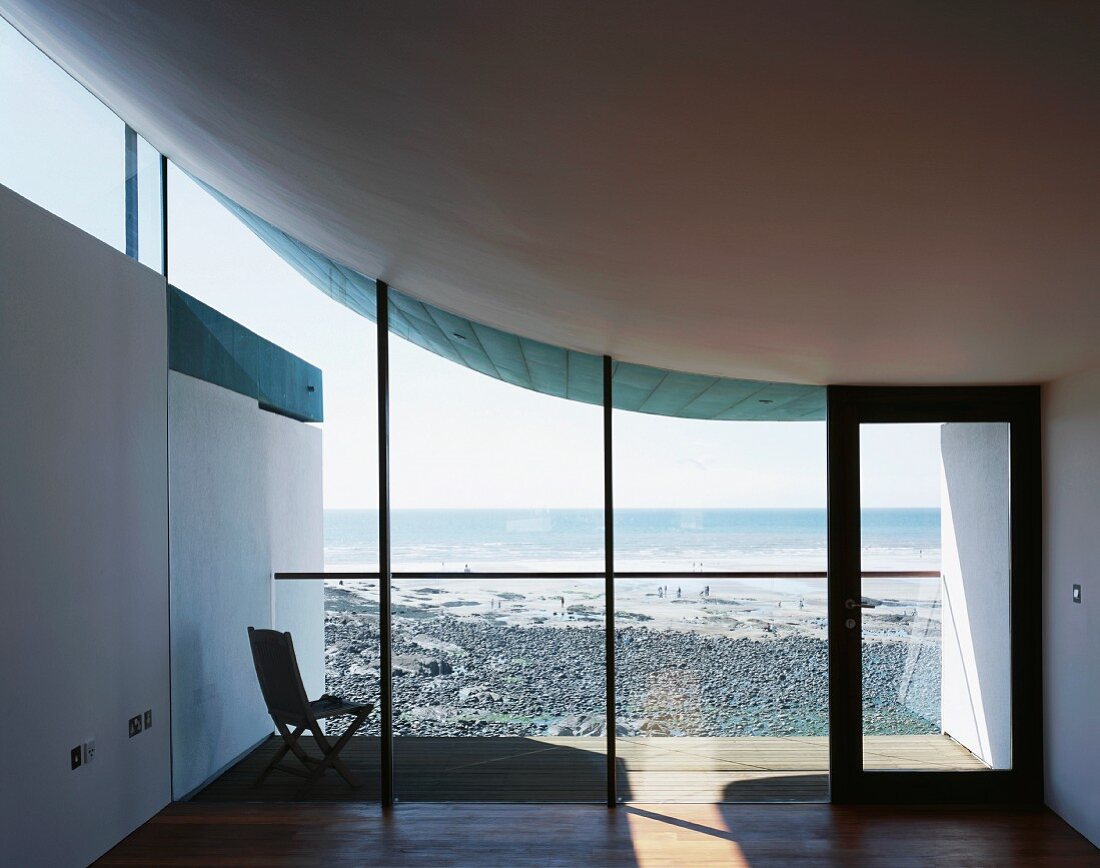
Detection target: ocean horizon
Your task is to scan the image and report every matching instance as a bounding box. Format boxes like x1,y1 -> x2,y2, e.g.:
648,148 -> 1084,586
324,506 -> 940,573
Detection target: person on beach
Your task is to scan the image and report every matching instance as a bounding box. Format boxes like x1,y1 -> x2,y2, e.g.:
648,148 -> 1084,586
677,587 -> 682,599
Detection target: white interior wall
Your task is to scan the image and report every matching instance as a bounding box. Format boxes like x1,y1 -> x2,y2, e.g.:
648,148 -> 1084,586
168,372 -> 322,799
1043,368 -> 1100,847
0,185 -> 171,867
939,423 -> 1012,769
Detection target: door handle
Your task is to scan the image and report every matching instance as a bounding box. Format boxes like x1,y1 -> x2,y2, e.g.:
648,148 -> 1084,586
845,598 -> 876,610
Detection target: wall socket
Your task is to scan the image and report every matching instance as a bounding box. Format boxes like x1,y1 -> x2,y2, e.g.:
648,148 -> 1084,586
83,739 -> 96,764
71,745 -> 82,770
128,714 -> 143,738
143,709 -> 152,729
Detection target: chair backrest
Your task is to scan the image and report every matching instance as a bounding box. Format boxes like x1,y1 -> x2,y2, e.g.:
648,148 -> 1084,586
248,627 -> 312,725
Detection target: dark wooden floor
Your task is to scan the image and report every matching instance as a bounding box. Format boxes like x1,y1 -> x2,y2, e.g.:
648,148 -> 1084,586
194,734 -> 980,803
96,802 -> 1099,867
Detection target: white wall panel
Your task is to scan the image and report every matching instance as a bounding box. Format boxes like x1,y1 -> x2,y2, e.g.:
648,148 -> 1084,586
168,372 -> 322,798
0,185 -> 170,867
1044,369 -> 1100,847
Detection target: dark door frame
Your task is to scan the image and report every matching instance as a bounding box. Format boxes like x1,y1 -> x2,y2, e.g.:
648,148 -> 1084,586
827,385 -> 1042,804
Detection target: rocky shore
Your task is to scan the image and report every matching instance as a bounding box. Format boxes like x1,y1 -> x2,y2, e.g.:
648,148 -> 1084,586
324,584 -> 941,737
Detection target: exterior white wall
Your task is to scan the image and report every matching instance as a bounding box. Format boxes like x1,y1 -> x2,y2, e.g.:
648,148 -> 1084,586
0,185 -> 171,866
1044,368 -> 1100,847
168,372 -> 322,799
939,423 -> 1011,769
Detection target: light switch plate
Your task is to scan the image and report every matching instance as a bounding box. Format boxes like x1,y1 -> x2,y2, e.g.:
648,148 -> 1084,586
1072,584 -> 1082,603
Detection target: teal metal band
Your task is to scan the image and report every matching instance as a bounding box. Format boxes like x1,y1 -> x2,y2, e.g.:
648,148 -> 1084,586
168,285 -> 323,423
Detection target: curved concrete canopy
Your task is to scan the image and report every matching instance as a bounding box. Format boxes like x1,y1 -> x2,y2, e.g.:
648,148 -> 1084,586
3,1 -> 1100,385
212,182 -> 824,420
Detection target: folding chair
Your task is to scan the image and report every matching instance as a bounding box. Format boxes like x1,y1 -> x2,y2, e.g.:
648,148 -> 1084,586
247,626 -> 373,792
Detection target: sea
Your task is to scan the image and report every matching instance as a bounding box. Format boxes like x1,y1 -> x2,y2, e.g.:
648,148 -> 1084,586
324,507 -> 940,573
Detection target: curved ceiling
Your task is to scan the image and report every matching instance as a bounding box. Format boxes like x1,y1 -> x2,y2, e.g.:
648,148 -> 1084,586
4,1 -> 1100,385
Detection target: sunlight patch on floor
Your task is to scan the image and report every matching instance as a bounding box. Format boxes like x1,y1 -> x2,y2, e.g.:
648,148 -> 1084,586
625,804 -> 751,867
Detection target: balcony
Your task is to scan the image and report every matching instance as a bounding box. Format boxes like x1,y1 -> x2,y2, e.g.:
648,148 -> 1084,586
195,570 -> 987,804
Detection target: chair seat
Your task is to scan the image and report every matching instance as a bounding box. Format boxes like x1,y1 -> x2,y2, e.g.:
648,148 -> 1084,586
309,697 -> 373,720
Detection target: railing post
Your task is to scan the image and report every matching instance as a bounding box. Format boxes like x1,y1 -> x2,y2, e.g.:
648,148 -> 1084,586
377,281 -> 394,807
604,355 -> 617,807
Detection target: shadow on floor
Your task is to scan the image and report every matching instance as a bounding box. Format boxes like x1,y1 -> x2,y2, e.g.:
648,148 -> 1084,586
196,735 -> 834,804
195,735 -> 612,802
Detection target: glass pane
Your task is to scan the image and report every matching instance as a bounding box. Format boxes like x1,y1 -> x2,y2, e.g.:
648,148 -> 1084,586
614,577 -> 829,802
388,326 -> 603,572
135,134 -> 162,271
388,325 -> 604,800
859,423 -> 1011,771
613,410 -> 828,802
392,578 -> 606,800
0,17 -> 125,251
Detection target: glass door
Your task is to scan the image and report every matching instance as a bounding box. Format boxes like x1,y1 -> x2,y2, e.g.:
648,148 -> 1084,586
827,387 -> 1041,804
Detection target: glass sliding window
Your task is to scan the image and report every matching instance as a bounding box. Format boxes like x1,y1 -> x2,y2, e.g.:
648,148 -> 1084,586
0,17 -> 125,252
167,165 -> 380,799
389,326 -> 603,800
858,423 -> 1011,772
613,410 -> 828,802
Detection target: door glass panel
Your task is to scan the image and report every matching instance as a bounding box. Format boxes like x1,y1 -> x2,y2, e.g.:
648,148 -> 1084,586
859,423 -> 1011,771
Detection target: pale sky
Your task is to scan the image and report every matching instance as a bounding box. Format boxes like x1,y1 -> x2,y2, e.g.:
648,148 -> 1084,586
3,16 -> 942,510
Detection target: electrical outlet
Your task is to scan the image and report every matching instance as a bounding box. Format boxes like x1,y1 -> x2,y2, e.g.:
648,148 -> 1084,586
128,715 -> 143,738
143,709 -> 152,729
83,739 -> 96,764
71,745 -> 82,770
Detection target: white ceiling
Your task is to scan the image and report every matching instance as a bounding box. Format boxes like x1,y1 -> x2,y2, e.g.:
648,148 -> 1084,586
4,1 -> 1099,385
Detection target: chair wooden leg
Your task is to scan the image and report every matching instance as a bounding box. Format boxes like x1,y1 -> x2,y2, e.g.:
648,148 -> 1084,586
255,723 -> 306,786
296,711 -> 369,794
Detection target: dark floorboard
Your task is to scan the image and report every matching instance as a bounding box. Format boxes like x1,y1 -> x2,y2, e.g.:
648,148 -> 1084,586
97,802 -> 1100,867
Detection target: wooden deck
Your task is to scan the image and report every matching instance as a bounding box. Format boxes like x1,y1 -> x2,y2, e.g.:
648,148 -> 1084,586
195,734 -> 984,803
